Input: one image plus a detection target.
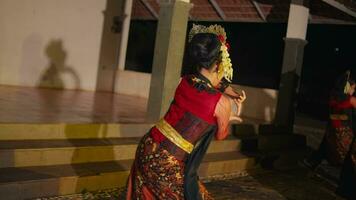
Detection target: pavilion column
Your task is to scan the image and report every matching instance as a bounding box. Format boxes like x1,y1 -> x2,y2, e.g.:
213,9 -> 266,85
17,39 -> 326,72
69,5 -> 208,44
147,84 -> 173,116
274,0 -> 309,131
96,0 -> 133,92
117,0 -> 133,71
146,0 -> 192,122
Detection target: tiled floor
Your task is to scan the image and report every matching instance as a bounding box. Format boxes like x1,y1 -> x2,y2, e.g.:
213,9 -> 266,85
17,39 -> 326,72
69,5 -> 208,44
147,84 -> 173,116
0,86 -> 147,123
205,167 -> 343,200
36,167 -> 344,200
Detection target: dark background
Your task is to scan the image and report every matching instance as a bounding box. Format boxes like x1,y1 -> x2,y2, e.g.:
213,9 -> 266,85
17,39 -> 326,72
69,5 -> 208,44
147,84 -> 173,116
125,21 -> 356,120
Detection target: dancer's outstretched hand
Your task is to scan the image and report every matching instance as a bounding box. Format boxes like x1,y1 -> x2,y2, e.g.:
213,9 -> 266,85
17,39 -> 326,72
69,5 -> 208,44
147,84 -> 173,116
229,115 -> 243,123
235,90 -> 246,104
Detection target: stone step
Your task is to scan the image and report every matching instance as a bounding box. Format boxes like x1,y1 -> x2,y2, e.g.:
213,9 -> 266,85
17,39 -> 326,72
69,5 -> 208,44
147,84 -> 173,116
0,123 -> 154,140
0,137 -> 242,168
0,151 -> 256,200
0,122 -> 265,141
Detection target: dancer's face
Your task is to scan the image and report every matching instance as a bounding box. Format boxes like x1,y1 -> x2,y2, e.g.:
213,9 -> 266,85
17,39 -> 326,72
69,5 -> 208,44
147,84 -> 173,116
210,63 -> 223,87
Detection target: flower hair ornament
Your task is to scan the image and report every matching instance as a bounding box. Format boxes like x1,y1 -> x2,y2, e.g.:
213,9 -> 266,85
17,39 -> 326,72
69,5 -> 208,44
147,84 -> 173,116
344,70 -> 352,94
188,24 -> 233,82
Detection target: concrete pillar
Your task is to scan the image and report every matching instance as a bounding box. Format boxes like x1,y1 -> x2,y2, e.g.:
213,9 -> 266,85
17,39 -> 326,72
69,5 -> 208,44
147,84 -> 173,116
95,0 -> 125,92
274,0 -> 309,131
146,0 -> 192,122
117,0 -> 133,71
96,0 -> 132,92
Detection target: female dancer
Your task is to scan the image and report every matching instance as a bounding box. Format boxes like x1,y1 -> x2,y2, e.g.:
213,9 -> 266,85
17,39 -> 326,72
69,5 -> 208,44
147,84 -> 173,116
126,24 -> 244,200
303,71 -> 356,199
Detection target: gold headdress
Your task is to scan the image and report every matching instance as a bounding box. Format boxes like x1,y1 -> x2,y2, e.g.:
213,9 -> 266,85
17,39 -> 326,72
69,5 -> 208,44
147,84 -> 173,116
188,24 -> 233,82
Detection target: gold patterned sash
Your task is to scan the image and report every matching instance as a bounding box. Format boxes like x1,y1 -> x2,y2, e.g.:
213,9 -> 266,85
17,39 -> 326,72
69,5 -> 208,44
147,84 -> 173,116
155,119 -> 194,154
330,114 -> 348,121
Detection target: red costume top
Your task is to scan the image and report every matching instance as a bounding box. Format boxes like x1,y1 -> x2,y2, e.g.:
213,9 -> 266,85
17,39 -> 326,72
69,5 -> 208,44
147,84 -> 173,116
150,74 -> 230,160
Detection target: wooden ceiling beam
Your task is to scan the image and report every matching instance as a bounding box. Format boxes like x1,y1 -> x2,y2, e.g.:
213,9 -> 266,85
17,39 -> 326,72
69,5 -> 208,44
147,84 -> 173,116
322,0 -> 356,18
251,0 -> 266,21
208,0 -> 227,20
141,0 -> 159,19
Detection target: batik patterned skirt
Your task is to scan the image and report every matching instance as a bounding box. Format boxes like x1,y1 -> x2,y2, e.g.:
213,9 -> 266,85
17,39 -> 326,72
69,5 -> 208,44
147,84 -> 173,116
325,126 -> 354,165
126,133 -> 213,200
349,139 -> 356,171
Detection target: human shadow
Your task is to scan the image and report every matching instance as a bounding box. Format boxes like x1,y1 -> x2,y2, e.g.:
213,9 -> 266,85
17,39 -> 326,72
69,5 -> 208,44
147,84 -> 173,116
38,40 -> 80,90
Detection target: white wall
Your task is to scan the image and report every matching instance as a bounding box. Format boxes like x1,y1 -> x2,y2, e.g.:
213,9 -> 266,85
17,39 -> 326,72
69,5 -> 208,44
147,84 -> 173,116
231,85 -> 278,123
115,70 -> 152,98
0,0 -> 106,90
115,70 -> 278,122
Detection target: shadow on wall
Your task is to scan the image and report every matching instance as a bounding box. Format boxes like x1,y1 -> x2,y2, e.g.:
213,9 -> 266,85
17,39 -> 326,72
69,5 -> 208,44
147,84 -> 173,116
38,40 -> 80,90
